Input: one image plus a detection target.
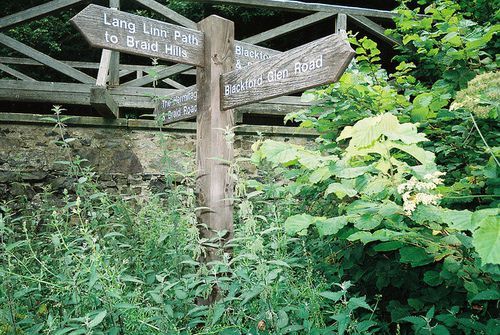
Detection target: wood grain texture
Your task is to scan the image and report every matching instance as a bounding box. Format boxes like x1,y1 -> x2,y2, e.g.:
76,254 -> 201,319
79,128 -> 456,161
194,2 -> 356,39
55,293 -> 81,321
234,41 -> 281,69
242,11 -> 335,44
90,86 -> 119,118
221,33 -> 355,110
135,0 -> 197,29
0,63 -> 36,81
154,85 -> 197,124
96,49 -> 112,86
71,4 -> 204,67
0,0 -> 83,29
190,0 -> 399,19
349,15 -> 401,45
0,113 -> 318,136
0,79 -> 174,108
196,15 -> 235,269
0,33 -> 95,84
335,13 -> 347,33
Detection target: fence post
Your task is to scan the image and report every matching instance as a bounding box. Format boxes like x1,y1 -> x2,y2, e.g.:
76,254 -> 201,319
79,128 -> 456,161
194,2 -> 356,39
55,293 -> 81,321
108,0 -> 120,87
335,13 -> 347,34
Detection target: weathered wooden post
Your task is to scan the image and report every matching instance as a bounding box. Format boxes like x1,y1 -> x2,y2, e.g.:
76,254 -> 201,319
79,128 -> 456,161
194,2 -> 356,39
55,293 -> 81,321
196,15 -> 235,270
108,0 -> 120,87
335,13 -> 347,34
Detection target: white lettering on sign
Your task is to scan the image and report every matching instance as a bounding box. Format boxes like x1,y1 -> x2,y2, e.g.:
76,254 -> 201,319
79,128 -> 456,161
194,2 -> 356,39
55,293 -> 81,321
224,75 -> 264,96
235,44 -> 271,61
143,23 -> 168,38
161,90 -> 197,109
126,36 -> 159,52
103,13 -> 136,34
155,87 -> 198,124
174,31 -> 200,45
224,54 -> 324,97
294,55 -> 323,74
71,5 -> 205,66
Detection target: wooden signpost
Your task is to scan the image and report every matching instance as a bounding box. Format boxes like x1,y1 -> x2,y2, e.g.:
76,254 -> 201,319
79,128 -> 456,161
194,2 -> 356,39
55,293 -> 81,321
72,5 -> 354,280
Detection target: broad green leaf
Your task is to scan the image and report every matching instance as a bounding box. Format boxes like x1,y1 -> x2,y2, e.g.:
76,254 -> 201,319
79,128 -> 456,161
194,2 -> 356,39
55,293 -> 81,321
443,31 -> 462,47
399,315 -> 426,327
298,151 -> 323,170
380,113 -> 428,143
120,275 -> 144,284
337,125 -> 354,141
399,246 -> 434,267
391,142 -> 436,166
378,201 -> 402,216
210,304 -> 226,326
347,229 -> 401,244
309,166 -> 333,184
316,216 -> 349,236
353,214 -> 383,230
472,216 -> 500,265
373,241 -> 404,252
346,200 -> 380,216
301,91 -> 316,103
348,296 -> 373,312
361,177 -> 391,196
241,286 -> 264,305
88,310 -> 107,329
423,271 -> 443,286
324,182 -> 357,199
332,164 -> 371,179
471,289 -> 500,302
356,320 -> 378,332
276,310 -> 289,329
433,325 -> 451,335
259,140 -> 298,166
440,209 -> 473,231
319,290 -> 344,302
284,214 -> 315,235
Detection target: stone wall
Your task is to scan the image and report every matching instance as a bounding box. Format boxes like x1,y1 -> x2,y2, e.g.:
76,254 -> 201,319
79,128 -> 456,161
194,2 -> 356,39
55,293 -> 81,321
0,123 -> 312,202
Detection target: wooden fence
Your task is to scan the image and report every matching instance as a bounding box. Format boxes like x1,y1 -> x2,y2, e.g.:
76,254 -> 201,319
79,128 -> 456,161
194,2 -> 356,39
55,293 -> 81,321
0,0 -> 398,134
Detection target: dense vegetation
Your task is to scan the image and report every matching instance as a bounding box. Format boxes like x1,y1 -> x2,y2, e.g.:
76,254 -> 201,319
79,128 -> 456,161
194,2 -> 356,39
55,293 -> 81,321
1,0 -> 499,334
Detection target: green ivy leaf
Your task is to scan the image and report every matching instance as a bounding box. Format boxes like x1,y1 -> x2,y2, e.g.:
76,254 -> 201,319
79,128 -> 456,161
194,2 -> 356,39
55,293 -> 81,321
472,216 -> 500,265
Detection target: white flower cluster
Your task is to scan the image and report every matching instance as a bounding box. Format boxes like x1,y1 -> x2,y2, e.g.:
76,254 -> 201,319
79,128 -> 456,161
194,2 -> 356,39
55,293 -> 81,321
397,171 -> 445,215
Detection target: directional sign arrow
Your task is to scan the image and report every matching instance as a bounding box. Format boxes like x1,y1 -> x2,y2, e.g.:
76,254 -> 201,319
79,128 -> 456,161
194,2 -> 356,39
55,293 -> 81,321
154,42 -> 281,125
71,4 -> 204,67
221,33 -> 355,110
154,86 -> 197,124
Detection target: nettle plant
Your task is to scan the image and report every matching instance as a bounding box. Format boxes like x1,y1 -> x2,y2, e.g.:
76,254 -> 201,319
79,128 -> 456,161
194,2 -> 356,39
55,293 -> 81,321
253,112 -> 499,333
